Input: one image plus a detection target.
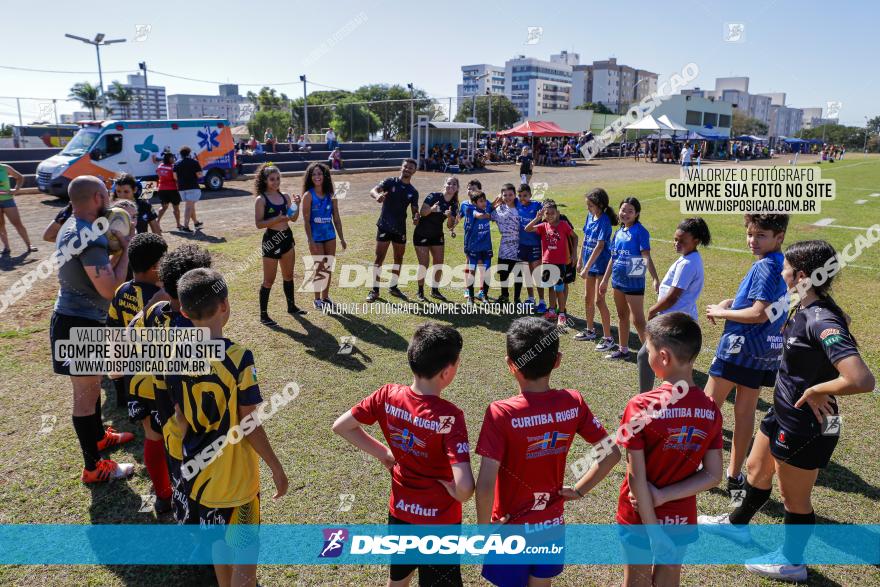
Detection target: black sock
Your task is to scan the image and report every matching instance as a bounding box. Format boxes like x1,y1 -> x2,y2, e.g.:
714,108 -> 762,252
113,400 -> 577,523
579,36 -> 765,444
418,284 -> 424,295
112,378 -> 127,409
282,280 -> 295,310
514,281 -> 523,301
729,480 -> 772,524
73,415 -> 100,470
259,286 -> 271,316
467,285 -> 475,298
94,398 -> 103,436
782,510 -> 815,564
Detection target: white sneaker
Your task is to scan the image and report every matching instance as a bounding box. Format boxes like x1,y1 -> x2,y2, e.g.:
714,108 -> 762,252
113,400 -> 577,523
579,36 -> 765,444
745,549 -> 808,582
313,299 -> 324,310
697,513 -> 751,545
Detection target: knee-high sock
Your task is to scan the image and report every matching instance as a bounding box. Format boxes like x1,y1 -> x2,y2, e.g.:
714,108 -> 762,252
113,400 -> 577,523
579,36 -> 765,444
283,280 -> 295,309
73,415 -> 100,470
782,510 -> 815,564
112,377 -> 127,409
144,438 -> 172,500
259,286 -> 271,316
729,480 -> 772,524
94,397 -> 104,437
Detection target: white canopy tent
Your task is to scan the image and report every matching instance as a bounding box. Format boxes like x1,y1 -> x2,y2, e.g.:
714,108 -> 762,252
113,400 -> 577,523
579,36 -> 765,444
657,115 -> 688,132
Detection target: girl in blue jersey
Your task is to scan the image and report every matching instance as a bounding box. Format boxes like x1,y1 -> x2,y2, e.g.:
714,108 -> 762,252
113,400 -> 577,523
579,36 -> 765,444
598,197 -> 659,360
515,184 -> 546,312
461,191 -> 493,303
574,188 -> 617,346
302,162 -> 347,310
704,214 -> 789,499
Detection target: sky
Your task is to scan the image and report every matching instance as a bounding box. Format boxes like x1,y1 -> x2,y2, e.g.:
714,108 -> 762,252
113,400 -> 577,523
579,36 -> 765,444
1,0 -> 877,127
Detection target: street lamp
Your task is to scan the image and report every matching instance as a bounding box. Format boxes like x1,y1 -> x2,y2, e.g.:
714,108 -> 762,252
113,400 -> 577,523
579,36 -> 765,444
472,72 -> 490,120
65,32 -> 126,118
407,83 -> 415,140
300,75 -> 309,137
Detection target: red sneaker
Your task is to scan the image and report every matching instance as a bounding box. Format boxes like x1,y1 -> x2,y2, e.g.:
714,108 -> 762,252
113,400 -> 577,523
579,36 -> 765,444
81,459 -> 135,483
97,426 -> 135,451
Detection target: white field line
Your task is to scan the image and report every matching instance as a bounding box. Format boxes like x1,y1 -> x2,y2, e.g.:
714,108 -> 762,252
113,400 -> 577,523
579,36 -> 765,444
652,238 -> 877,272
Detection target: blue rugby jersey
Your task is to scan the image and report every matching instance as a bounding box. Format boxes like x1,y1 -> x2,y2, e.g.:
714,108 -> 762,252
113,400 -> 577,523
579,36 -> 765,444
714,251 -> 787,371
609,222 -> 651,291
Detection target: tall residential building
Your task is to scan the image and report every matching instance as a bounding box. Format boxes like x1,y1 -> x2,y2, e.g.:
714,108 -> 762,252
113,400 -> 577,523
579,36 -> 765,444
60,111 -> 93,124
105,74 -> 167,120
768,104 -> 803,137
504,54 -> 573,118
701,77 -> 770,124
457,64 -> 506,112
167,84 -> 248,123
570,57 -> 657,113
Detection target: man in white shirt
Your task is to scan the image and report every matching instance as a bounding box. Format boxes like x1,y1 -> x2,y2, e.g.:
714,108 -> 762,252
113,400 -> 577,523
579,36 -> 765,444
325,128 -> 337,151
680,143 -> 693,167
297,135 -> 312,153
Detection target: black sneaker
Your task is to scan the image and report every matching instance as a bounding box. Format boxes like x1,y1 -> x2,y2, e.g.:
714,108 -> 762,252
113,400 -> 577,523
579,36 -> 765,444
260,314 -> 277,326
496,294 -> 510,304
154,496 -> 172,514
431,289 -> 448,302
194,221 -> 204,229
287,305 -> 307,316
178,226 -> 193,233
388,286 -> 406,299
416,291 -> 428,302
366,290 -> 379,303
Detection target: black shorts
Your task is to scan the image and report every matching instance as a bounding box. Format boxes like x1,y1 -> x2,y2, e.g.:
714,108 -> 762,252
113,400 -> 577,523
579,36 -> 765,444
50,312 -> 105,375
376,228 -> 407,244
157,189 -> 181,206
128,396 -> 162,434
760,407 -> 838,470
563,264 -> 576,284
413,232 -> 445,247
168,455 -> 199,525
388,514 -> 462,586
709,357 -> 777,389
262,228 -> 294,259
541,263 -> 567,288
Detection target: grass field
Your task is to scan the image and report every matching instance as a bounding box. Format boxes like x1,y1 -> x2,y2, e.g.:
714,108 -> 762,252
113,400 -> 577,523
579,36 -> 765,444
0,156 -> 878,586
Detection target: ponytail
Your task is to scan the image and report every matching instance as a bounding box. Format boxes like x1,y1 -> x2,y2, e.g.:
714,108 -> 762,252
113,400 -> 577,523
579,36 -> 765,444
587,187 -> 618,226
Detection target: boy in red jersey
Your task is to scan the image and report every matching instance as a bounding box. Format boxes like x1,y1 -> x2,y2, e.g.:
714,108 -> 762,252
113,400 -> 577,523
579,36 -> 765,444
616,312 -> 723,587
332,323 -> 474,587
476,317 -> 620,587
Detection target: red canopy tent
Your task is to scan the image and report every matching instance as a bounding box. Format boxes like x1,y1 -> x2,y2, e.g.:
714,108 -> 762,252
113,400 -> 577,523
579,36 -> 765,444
497,120 -> 579,137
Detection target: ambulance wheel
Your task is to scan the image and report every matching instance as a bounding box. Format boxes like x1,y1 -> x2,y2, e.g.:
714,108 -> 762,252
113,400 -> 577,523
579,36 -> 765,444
205,170 -> 224,191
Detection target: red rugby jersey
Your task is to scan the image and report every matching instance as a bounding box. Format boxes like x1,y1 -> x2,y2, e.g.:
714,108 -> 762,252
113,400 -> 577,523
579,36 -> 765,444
476,389 -> 608,526
352,383 -> 470,524
616,383 -> 723,525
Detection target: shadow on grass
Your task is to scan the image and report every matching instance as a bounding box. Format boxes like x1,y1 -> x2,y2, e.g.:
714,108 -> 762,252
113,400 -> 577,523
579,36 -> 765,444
0,250 -> 39,271
265,313 -> 372,371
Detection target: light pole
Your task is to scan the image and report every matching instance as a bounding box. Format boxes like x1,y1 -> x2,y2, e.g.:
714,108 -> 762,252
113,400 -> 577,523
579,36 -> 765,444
300,75 -> 309,138
486,89 -> 492,133
864,116 -> 870,155
65,33 -> 126,118
138,61 -> 149,119
407,83 -> 414,141
472,72 -> 490,121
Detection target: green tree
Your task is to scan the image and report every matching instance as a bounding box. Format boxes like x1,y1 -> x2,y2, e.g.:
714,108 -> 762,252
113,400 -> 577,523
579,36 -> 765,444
866,115 -> 880,136
354,84 -> 438,140
330,97 -> 381,141
454,94 -> 520,131
731,111 -> 769,136
106,80 -> 134,118
0,123 -> 12,138
289,90 -> 349,136
246,87 -> 291,110
247,109 -> 292,142
575,102 -> 613,114
69,82 -> 102,118
797,123 -> 877,151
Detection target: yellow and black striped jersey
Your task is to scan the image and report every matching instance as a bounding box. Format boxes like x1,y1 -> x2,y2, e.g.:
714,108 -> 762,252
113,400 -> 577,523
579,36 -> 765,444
107,280 -> 161,328
133,300 -> 194,461
167,339 -> 263,508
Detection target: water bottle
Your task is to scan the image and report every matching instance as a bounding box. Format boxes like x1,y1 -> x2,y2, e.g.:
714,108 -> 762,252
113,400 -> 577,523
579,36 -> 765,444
287,202 -> 299,218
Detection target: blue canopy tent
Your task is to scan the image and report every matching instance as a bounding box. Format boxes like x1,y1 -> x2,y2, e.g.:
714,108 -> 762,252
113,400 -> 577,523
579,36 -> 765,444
782,137 -> 810,154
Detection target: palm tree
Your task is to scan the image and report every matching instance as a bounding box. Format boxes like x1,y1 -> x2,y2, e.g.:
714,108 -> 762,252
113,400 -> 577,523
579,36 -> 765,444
69,82 -> 102,118
107,81 -> 134,119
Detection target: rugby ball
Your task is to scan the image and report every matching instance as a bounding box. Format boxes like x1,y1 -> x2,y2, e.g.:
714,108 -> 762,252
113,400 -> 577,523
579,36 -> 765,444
112,199 -> 138,222
105,207 -> 132,252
